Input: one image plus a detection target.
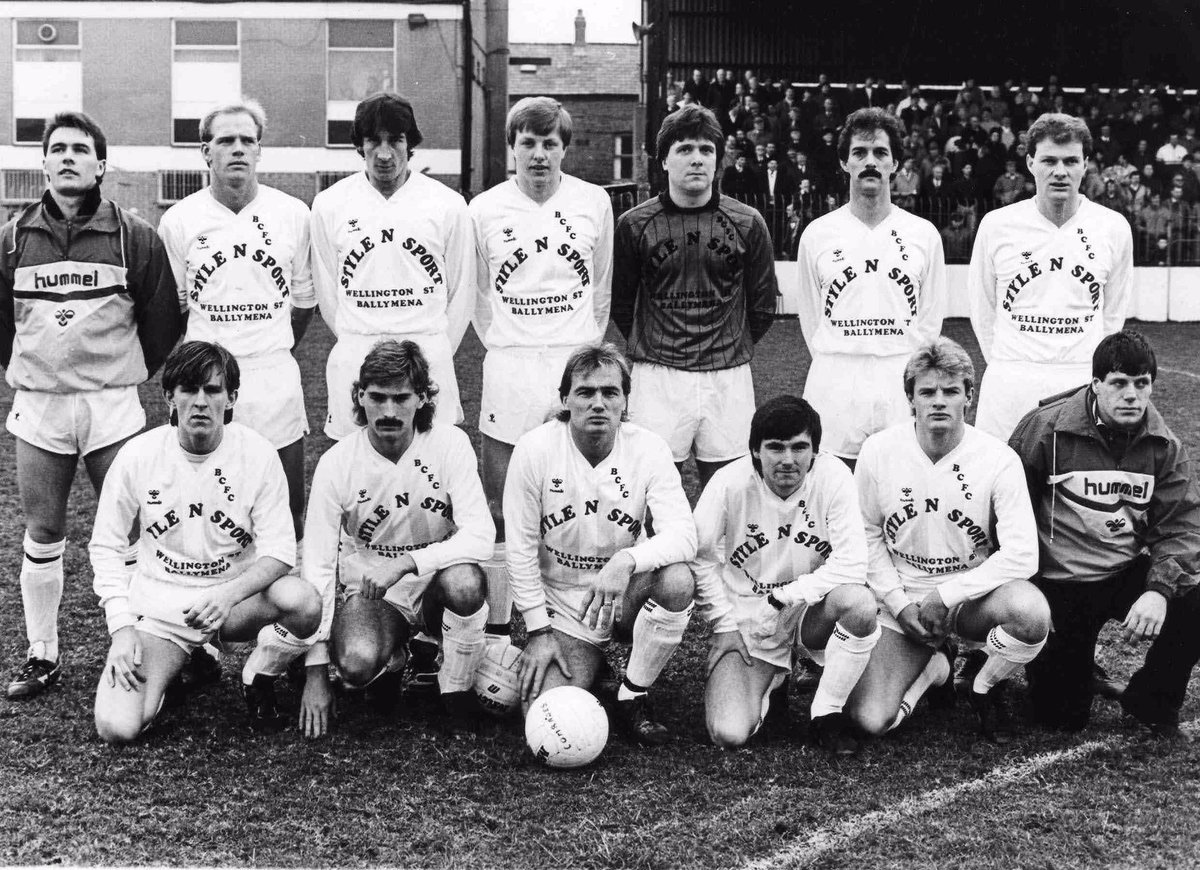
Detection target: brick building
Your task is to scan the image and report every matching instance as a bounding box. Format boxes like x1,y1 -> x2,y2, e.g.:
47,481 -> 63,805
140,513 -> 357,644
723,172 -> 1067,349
0,1 -> 490,224
508,12 -> 642,188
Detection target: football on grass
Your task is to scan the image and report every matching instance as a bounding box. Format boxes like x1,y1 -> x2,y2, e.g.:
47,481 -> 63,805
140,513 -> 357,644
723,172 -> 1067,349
524,685 -> 609,768
473,638 -> 522,716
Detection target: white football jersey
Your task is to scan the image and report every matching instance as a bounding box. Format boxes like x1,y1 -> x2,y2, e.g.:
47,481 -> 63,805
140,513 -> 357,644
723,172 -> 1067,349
158,185 -> 315,357
310,171 -> 473,345
504,420 -> 697,631
302,424 -> 496,662
91,423 -> 295,634
796,204 -> 947,357
855,422 -> 1039,617
692,453 -> 868,633
470,174 -> 613,350
968,198 -> 1132,364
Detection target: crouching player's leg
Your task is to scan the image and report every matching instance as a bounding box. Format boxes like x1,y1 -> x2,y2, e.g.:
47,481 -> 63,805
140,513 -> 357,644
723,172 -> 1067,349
954,579 -> 1050,743
704,625 -> 784,750
421,562 -> 489,736
612,563 -> 694,745
797,583 -> 880,755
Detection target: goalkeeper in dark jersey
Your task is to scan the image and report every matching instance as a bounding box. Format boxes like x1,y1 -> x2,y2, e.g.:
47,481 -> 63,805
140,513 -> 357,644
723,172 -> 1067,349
613,105 -> 778,489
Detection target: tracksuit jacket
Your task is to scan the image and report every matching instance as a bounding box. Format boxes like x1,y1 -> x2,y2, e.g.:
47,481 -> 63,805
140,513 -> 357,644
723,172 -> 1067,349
1008,384 -> 1200,599
0,188 -> 181,393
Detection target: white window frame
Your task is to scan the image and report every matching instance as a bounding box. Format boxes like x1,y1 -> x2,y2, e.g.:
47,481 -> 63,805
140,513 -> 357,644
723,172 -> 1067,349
325,20 -> 397,148
12,19 -> 82,145
613,133 -> 635,181
171,19 -> 241,146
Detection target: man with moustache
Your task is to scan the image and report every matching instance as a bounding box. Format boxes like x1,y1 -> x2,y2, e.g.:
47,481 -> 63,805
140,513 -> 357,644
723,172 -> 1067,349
796,108 -> 947,469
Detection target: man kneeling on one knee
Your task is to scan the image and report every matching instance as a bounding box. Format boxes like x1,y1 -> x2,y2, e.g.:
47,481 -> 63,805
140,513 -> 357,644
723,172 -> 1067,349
693,395 -> 880,756
92,341 -> 320,743
846,337 -> 1050,744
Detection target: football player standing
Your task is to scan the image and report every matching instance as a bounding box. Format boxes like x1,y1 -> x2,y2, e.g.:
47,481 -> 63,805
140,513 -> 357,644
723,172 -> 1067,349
968,112 -> 1132,440
1,111 -> 181,700
469,97 -> 613,648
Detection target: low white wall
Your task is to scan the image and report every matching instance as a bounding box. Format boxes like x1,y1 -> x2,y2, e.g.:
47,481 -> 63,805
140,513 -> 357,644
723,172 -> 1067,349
774,262 -> 1200,322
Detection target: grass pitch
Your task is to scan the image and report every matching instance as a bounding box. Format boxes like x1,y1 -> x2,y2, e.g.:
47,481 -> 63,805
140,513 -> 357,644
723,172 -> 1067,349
2,318 -> 1200,868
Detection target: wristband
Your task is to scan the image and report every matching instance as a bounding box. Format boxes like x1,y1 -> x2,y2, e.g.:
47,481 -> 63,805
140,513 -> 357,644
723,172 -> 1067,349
766,592 -> 786,611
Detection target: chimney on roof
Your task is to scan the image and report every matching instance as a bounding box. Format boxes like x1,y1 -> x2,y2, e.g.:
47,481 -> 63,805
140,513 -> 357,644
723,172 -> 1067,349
574,9 -> 586,47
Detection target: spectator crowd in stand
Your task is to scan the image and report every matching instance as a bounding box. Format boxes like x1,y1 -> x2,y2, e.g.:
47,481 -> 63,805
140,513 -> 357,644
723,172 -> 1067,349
668,70 -> 1200,265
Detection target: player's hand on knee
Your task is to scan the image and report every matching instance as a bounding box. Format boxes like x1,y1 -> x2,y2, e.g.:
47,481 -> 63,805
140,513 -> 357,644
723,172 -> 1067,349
897,604 -> 936,645
105,628 -> 146,692
917,591 -> 950,639
299,666 -> 336,739
519,630 -> 570,702
183,585 -> 238,634
1121,590 -> 1167,644
583,551 -> 635,629
361,555 -> 415,600
707,629 -> 752,676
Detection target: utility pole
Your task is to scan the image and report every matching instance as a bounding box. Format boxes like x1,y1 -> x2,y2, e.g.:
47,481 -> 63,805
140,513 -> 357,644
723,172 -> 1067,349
461,0 -> 473,194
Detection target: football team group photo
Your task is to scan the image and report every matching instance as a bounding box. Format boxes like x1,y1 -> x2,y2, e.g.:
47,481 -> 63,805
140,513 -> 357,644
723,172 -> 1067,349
4,2 -> 1200,867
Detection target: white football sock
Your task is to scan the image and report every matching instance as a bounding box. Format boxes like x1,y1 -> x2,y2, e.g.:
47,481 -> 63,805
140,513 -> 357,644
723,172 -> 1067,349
973,625 -> 1047,694
620,599 -> 692,700
811,623 -> 880,718
21,534 -> 65,662
438,603 -> 488,693
887,649 -> 952,732
242,623 -> 315,682
483,543 -> 513,635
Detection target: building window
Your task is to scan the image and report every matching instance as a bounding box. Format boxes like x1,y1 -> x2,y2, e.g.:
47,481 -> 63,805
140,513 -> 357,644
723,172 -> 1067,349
1,169 -> 43,203
173,20 -> 240,145
13,20 -> 82,144
159,170 -> 206,204
327,20 -> 395,147
613,133 -> 635,181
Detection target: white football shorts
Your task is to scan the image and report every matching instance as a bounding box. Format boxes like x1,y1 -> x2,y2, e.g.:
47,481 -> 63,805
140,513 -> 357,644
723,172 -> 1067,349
324,330 -> 462,441
974,358 -> 1091,441
232,351 -> 308,448
479,346 -> 574,444
134,614 -> 210,653
628,363 -> 754,464
876,587 -> 969,648
7,385 -> 144,456
804,351 -> 911,460
730,595 -> 824,670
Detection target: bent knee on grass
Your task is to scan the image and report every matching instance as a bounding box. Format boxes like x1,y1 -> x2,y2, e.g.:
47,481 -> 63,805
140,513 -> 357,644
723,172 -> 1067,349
435,563 -> 487,613
268,576 -> 322,637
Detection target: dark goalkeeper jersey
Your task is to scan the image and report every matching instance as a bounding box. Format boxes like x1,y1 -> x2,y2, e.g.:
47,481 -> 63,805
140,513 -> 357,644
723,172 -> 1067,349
612,191 -> 777,371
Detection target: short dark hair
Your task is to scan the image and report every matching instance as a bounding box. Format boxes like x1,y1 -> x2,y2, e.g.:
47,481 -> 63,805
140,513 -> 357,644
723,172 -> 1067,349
837,108 -> 904,164
1092,330 -> 1157,382
1026,112 -> 1093,159
555,342 -> 631,422
655,104 -> 723,164
351,93 -> 423,154
903,337 -> 975,399
351,339 -> 438,430
162,341 -> 240,425
506,97 -> 573,147
42,110 -> 107,161
749,395 -> 822,475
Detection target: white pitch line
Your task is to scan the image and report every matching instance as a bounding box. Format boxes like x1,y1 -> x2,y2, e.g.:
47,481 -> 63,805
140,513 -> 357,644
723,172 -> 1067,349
742,720 -> 1198,870
1160,365 -> 1200,382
